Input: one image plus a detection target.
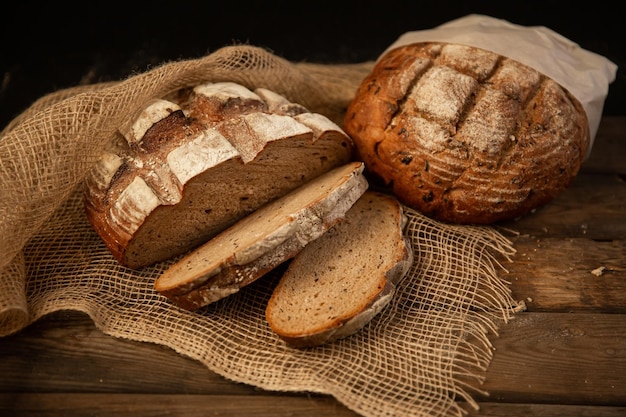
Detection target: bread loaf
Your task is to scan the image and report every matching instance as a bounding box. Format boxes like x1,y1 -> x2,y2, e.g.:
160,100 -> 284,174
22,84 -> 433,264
154,162 -> 368,310
84,82 -> 354,268
265,190 -> 412,348
343,42 -> 590,224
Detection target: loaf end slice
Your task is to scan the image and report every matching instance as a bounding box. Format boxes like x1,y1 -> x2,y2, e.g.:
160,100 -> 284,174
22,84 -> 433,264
265,190 -> 413,348
154,161 -> 368,310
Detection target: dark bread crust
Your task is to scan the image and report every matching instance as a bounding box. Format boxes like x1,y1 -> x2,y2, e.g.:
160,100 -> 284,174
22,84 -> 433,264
343,42 -> 590,224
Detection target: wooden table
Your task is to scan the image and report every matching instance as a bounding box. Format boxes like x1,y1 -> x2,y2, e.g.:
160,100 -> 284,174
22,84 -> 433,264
1,116 -> 625,416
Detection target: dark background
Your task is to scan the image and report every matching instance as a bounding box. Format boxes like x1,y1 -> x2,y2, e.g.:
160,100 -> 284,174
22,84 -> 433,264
1,1 -> 624,130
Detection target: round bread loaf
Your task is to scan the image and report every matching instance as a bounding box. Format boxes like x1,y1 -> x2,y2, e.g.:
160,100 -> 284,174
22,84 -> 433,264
343,42 -> 590,224
84,82 -> 354,268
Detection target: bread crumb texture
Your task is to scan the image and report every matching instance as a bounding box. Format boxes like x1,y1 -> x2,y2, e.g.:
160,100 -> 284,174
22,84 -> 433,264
154,162 -> 368,311
266,191 -> 411,346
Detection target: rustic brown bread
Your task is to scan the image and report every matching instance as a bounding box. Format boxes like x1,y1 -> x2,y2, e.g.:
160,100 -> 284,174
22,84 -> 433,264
265,190 -> 413,348
84,82 -> 354,268
154,162 -> 368,311
343,42 -> 590,224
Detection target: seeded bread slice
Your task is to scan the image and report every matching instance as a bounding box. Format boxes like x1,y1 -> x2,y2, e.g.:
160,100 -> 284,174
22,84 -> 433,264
154,162 -> 368,311
265,191 -> 413,348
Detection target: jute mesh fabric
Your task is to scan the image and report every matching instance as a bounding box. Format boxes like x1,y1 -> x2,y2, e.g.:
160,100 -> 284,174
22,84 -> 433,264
0,45 -> 522,417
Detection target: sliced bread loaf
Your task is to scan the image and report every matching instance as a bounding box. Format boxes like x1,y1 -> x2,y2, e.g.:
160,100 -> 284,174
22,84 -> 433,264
154,161 -> 368,311
84,82 -> 354,268
265,190 -> 413,348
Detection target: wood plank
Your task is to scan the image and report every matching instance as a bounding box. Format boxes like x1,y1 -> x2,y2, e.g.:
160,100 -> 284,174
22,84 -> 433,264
475,312 -> 626,405
3,394 -> 626,417
0,311 -> 251,395
464,402 -> 626,417
501,236 -> 626,312
0,393 -> 360,417
583,116 -> 626,176
498,173 -> 626,240
2,311 -> 626,407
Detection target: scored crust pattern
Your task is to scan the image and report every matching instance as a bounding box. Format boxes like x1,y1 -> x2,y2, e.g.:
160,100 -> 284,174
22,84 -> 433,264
344,42 -> 590,224
84,82 -> 354,268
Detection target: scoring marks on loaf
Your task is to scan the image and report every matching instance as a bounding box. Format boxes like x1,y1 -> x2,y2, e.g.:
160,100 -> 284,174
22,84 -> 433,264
391,44 -> 543,158
167,129 -> 239,184
193,81 -> 262,102
408,65 -> 477,131
111,176 -> 160,235
85,80 -> 357,269
121,99 -> 183,144
94,82 -> 335,231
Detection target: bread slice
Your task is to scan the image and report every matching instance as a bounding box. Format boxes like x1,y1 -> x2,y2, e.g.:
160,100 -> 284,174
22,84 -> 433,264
265,190 -> 413,348
83,82 -> 354,268
154,162 -> 368,311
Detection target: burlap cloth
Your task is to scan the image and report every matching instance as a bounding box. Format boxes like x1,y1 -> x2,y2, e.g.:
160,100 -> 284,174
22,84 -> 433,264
0,45 -> 522,417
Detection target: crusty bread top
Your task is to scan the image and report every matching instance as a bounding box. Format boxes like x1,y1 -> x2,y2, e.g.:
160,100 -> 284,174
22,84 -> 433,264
266,190 -> 413,348
343,42 -> 590,225
154,161 -> 368,311
84,82 -> 354,268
